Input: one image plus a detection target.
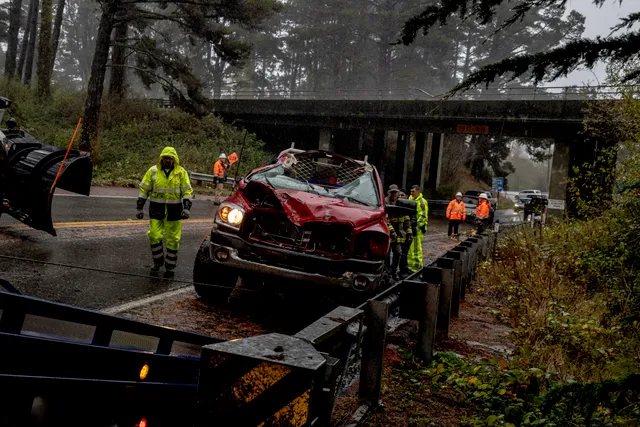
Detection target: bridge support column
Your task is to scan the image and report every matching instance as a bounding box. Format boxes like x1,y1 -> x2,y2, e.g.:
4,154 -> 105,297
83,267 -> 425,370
319,128 -> 333,152
394,131 -> 410,190
549,141 -> 571,204
427,133 -> 443,191
372,129 -> 389,185
413,132 -> 428,190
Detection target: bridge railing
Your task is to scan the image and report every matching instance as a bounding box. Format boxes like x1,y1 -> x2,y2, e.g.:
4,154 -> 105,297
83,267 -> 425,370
214,85 -> 634,101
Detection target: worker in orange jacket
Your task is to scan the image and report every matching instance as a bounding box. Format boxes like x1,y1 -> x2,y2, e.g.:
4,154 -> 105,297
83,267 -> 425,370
476,193 -> 492,234
212,153 -> 230,205
446,192 -> 466,239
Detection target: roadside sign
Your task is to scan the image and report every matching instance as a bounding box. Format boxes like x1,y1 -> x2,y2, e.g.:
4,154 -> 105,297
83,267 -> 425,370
497,177 -> 504,192
456,124 -> 489,135
491,178 -> 498,193
228,152 -> 239,165
548,199 -> 566,210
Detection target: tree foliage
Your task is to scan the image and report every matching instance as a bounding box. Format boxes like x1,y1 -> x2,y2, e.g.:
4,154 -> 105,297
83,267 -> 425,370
401,0 -> 639,92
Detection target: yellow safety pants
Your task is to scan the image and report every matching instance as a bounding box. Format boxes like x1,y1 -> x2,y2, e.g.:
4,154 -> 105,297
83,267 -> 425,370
148,218 -> 182,269
407,231 -> 424,273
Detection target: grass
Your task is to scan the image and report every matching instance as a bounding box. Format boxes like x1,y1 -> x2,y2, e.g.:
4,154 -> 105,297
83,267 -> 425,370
0,78 -> 269,185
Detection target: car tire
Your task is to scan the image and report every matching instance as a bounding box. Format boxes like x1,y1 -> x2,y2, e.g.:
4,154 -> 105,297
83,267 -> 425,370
193,237 -> 238,304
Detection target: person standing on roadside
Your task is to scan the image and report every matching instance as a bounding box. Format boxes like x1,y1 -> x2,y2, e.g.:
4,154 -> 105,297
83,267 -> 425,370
446,192 -> 466,239
212,153 -> 230,205
137,147 -> 193,278
385,184 -> 413,280
407,185 -> 428,273
476,193 -> 491,234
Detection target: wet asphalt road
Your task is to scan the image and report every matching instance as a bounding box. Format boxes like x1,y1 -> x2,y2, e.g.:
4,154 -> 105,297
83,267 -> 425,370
0,189 -> 492,311
0,193 -> 216,309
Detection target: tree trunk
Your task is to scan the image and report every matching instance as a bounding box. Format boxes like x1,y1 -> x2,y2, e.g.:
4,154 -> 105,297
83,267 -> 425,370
108,22 -> 127,99
48,0 -> 65,76
36,0 -> 53,97
80,0 -> 119,154
5,0 -> 23,76
17,0 -> 36,79
23,0 -> 39,84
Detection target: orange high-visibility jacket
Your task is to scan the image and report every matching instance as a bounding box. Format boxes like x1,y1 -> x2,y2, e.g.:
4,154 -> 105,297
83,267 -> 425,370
476,200 -> 491,220
213,159 -> 227,178
446,199 -> 466,221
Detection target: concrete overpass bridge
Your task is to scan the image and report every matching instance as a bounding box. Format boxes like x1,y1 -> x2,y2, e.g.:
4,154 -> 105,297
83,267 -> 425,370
150,86 -> 620,211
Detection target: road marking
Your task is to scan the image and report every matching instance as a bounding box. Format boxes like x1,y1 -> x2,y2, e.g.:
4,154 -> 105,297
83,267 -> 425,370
3,218 -> 213,230
102,286 -> 193,314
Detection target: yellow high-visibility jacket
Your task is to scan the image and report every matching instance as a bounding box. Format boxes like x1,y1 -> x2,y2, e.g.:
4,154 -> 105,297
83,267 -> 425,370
139,146 -> 193,221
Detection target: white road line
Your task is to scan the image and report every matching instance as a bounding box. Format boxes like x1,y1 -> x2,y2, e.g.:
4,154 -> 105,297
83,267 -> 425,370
102,286 -> 193,314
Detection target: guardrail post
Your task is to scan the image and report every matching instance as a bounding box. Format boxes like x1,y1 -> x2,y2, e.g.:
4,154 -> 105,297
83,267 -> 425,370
450,246 -> 470,301
358,300 -> 389,406
460,241 -> 478,281
419,267 -> 442,364
435,258 -> 455,338
444,251 -> 464,317
197,333 -> 326,426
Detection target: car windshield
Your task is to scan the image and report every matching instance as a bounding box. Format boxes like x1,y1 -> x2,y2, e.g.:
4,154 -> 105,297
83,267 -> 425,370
247,161 -> 380,207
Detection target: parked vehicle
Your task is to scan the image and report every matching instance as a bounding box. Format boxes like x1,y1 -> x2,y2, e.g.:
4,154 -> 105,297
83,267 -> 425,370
516,189 -> 542,201
193,149 -> 396,303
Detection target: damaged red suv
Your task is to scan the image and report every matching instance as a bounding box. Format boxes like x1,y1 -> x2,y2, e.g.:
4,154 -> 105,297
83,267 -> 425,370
193,149 -> 391,302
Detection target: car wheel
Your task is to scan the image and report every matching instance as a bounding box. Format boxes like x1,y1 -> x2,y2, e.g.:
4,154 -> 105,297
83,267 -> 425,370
193,237 -> 238,303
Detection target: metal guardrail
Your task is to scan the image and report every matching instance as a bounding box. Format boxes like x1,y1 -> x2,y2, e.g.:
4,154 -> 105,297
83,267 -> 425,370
188,171 -> 238,185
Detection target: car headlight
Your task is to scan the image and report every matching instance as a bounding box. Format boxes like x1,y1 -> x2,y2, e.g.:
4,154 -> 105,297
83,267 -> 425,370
218,204 -> 245,228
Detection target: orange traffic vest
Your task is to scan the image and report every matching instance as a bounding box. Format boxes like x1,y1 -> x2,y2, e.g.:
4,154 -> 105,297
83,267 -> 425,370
476,200 -> 490,220
446,199 -> 466,221
213,159 -> 226,177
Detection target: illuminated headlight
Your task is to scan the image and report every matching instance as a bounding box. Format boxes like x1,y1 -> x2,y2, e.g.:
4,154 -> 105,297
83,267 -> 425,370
217,204 -> 245,228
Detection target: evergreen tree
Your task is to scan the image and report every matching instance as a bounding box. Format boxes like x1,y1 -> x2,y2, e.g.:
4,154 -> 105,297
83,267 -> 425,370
401,0 -> 639,91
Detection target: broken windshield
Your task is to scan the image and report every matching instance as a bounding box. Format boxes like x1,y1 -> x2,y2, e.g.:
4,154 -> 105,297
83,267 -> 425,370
248,164 -> 380,207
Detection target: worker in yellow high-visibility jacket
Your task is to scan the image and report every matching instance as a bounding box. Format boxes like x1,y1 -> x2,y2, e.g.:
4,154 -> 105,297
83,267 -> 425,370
136,147 -> 193,277
407,185 -> 428,273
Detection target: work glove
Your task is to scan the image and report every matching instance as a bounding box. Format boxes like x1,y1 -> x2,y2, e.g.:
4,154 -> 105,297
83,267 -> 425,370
181,199 -> 192,219
136,197 -> 146,220
406,233 -> 413,244
420,225 -> 427,234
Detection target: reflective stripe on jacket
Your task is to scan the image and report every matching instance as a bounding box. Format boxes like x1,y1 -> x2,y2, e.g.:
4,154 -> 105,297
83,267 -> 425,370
213,159 -> 227,178
139,146 -> 193,221
476,200 -> 491,220
409,193 -> 428,230
446,199 -> 466,221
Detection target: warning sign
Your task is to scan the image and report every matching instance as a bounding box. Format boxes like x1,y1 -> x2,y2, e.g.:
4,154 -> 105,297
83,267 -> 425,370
456,124 -> 489,135
227,152 -> 239,165
548,199 -> 565,210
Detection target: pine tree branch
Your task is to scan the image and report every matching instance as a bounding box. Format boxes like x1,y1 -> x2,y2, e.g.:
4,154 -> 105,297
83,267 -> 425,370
610,11 -> 640,34
450,30 -> 640,94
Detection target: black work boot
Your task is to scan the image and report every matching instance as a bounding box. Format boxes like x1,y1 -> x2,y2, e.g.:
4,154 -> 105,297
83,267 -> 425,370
150,261 -> 163,274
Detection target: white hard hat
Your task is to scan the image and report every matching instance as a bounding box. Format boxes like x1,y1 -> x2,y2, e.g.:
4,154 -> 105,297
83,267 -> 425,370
456,192 -> 463,197
479,193 -> 488,200
219,153 -> 227,159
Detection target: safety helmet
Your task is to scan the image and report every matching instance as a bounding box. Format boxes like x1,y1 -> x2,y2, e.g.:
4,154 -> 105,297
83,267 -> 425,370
219,153 -> 227,159
455,192 -> 463,197
479,193 -> 488,200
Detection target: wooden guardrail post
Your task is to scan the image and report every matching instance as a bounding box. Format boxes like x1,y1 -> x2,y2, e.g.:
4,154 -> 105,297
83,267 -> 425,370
435,257 -> 456,338
359,300 -> 389,406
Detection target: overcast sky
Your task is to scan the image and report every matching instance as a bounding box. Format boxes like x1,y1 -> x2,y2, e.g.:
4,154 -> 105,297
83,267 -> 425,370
548,0 -> 637,87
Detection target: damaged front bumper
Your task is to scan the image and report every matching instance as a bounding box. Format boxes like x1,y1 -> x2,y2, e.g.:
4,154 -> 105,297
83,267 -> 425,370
208,225 -> 384,292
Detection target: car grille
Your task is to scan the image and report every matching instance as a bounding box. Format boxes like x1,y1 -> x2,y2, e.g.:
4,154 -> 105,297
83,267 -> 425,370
248,211 -> 352,256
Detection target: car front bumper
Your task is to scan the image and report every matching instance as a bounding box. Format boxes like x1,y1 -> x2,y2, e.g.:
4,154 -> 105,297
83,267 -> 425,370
207,225 -> 384,291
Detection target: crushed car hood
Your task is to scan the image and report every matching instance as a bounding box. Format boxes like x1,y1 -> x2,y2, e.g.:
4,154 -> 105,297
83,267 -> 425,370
244,181 -> 382,227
